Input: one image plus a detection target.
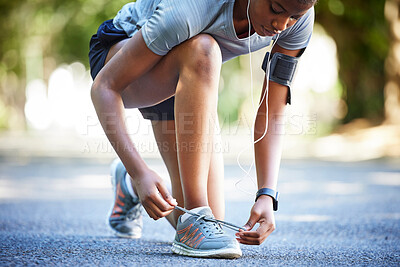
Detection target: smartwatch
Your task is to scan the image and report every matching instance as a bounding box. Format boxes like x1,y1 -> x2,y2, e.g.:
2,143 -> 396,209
255,188 -> 279,211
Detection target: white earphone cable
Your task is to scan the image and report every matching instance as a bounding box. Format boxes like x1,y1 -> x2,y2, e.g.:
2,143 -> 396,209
235,0 -> 279,194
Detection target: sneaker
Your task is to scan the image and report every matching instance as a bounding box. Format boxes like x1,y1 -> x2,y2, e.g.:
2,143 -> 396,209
108,159 -> 142,238
171,207 -> 242,259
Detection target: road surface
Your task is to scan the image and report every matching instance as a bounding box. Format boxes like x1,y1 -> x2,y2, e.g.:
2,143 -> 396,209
1,155 -> 399,266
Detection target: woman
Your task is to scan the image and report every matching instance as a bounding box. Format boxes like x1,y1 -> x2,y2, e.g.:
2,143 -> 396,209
89,0 -> 316,259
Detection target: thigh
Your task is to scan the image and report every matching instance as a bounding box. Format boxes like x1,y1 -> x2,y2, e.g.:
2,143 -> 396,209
104,33 -> 221,109
104,35 -> 179,109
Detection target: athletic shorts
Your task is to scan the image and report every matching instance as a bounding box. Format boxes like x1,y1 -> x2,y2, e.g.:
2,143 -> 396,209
88,19 -> 175,121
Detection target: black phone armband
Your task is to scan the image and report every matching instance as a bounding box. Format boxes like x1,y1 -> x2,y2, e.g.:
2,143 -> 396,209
261,52 -> 300,105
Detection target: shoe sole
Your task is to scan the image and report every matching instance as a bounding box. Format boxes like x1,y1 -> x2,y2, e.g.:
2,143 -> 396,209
171,241 -> 242,259
114,231 -> 141,239
107,159 -> 142,239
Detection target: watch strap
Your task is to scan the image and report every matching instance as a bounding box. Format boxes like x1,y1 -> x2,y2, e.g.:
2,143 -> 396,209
255,188 -> 279,211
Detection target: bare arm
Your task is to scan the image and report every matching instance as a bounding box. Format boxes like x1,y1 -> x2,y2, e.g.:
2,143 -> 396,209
91,31 -> 159,178
91,31 -> 176,219
237,45 -> 303,245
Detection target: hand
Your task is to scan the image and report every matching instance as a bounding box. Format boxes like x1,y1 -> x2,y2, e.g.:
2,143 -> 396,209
130,167 -> 177,220
235,195 -> 276,245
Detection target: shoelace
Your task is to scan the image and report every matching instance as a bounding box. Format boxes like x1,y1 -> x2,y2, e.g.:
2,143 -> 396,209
124,193 -> 141,220
175,206 -> 246,232
195,215 -> 223,234
126,204 -> 142,220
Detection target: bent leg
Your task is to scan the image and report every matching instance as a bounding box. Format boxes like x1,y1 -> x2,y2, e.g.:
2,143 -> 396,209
105,33 -> 223,216
151,119 -> 225,228
174,35 -> 222,210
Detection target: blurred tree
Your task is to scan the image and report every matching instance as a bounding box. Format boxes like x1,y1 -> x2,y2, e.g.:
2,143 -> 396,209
384,0 -> 400,124
0,0 -> 393,130
0,0 -> 26,129
0,0 -> 131,130
315,0 -> 389,123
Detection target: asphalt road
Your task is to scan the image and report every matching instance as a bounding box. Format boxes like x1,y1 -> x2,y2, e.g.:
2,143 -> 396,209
0,155 -> 399,266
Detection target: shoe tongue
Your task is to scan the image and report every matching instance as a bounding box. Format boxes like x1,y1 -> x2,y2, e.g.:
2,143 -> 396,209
196,207 -> 213,217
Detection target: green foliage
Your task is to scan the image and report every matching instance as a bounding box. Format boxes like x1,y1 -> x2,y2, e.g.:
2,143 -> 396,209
0,0 -> 390,130
0,0 -> 133,129
0,0 -> 134,77
218,58 -> 246,124
315,0 -> 389,123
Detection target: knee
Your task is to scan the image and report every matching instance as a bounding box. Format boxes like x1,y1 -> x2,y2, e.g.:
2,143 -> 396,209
180,34 -> 222,77
189,34 -> 221,59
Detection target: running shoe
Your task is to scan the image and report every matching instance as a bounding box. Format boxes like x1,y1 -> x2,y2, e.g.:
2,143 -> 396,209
171,207 -> 242,259
108,159 -> 142,238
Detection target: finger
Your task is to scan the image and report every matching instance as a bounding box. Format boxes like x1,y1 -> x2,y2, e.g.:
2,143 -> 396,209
157,182 -> 177,206
147,197 -> 174,218
145,202 -> 172,220
142,203 -> 160,220
236,238 -> 257,245
236,238 -> 262,246
152,192 -> 175,212
239,235 -> 268,245
238,225 -> 273,239
236,233 -> 266,242
236,227 -> 273,244
236,231 -> 261,238
243,214 -> 259,231
236,233 -> 268,245
142,195 -> 171,219
235,231 -> 260,245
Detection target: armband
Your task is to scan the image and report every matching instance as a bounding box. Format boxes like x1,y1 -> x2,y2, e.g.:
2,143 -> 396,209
261,52 -> 300,104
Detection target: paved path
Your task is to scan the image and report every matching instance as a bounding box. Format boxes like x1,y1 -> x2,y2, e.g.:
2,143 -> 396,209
0,155 -> 399,266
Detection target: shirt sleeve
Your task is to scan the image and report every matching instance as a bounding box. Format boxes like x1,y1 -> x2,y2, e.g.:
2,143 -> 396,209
141,0 -> 213,56
276,7 -> 315,51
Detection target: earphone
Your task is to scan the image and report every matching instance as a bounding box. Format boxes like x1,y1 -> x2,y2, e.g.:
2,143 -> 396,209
235,0 -> 280,194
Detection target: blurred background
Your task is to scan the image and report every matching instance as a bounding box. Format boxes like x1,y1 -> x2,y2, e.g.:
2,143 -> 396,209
0,0 -> 399,161
1,2 -> 399,264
